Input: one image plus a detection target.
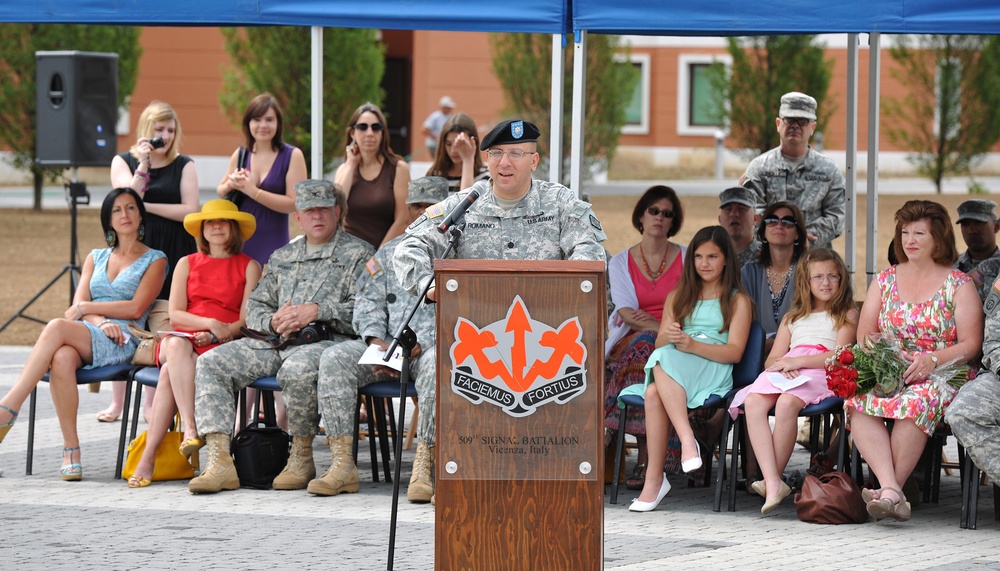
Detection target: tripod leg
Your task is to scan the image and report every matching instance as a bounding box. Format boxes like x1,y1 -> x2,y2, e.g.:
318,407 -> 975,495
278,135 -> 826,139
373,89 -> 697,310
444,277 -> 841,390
0,265 -> 80,333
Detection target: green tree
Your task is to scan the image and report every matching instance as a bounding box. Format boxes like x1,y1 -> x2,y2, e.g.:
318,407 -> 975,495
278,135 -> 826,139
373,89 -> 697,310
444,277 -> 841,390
883,35 -> 1000,193
0,24 -> 141,210
489,33 -> 636,183
219,27 -> 385,172
706,36 -> 834,157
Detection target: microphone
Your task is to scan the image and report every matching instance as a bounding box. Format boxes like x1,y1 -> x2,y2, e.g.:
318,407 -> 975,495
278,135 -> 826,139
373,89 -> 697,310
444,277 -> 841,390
437,189 -> 480,234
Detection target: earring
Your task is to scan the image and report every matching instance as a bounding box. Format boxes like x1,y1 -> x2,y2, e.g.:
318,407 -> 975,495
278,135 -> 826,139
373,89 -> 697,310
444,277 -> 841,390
138,223 -> 145,242
105,230 -> 117,248
638,224 -> 644,233
794,239 -> 799,246
761,237 -> 767,244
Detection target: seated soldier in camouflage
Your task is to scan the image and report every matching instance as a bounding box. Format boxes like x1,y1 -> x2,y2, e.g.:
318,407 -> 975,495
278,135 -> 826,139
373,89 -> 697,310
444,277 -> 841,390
947,277 -> 1000,483
188,180 -> 375,494
307,176 -> 447,500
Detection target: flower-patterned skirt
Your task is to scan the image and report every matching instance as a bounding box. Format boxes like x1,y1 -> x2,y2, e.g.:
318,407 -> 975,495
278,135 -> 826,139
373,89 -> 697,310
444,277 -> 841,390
844,379 -> 960,436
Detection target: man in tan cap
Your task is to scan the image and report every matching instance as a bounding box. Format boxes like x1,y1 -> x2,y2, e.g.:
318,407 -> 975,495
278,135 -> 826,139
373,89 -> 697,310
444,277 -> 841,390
422,95 -> 456,158
189,180 -> 375,494
740,91 -> 846,251
955,199 -> 1000,300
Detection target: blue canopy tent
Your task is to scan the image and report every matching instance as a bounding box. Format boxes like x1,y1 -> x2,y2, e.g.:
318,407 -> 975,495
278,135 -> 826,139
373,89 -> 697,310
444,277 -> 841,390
566,0 -> 1000,283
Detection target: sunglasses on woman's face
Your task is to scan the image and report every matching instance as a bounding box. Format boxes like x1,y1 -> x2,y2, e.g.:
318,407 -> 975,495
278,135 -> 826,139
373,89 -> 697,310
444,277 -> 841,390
646,206 -> 675,218
352,122 -> 384,132
763,215 -> 797,228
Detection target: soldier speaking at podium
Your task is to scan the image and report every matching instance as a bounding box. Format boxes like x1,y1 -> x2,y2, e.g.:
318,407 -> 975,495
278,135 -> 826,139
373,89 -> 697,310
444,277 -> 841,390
395,118 -> 607,297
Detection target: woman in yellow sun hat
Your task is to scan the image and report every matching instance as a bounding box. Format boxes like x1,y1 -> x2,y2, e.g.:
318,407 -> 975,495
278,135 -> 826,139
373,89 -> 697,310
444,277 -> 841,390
127,200 -> 262,488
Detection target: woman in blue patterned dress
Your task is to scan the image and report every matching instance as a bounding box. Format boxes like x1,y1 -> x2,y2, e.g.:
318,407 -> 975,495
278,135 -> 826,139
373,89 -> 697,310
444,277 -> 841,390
0,188 -> 167,480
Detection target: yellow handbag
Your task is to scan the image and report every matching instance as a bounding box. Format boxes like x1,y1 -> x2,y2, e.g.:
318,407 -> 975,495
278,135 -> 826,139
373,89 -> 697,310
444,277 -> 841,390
121,415 -> 196,481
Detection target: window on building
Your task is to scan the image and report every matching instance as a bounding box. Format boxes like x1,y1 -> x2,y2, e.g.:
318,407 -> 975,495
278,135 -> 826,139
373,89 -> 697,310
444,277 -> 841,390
677,54 -> 731,137
935,57 -> 961,141
617,53 -> 650,135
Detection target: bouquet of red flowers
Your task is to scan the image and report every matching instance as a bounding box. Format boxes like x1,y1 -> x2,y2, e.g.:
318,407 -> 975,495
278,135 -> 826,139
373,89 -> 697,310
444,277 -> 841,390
825,336 -> 968,399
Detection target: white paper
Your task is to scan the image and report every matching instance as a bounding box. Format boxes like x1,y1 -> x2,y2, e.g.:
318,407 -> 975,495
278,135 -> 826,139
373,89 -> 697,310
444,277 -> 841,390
765,372 -> 810,390
158,330 -> 195,338
358,343 -> 403,372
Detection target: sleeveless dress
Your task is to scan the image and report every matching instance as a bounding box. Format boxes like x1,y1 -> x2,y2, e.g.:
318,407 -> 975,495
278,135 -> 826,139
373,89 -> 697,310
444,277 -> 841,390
441,165 -> 489,193
84,247 -> 167,369
845,267 -> 972,436
344,156 -> 398,248
604,253 -> 683,435
623,297 -> 734,408
238,143 -> 295,265
177,252 -> 253,355
728,310 -> 837,418
119,152 -> 197,298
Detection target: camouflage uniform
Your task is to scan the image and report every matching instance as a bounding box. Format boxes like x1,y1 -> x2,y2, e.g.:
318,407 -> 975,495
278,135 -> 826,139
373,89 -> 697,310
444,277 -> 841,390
956,249 -> 1000,302
319,235 -> 438,442
741,147 -> 846,251
394,178 -> 608,296
947,275 -> 1000,482
194,229 -> 374,437
737,238 -> 761,269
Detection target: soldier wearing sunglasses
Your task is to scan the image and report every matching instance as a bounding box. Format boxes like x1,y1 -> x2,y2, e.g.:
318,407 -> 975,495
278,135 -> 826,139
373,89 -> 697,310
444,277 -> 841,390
739,92 -> 846,251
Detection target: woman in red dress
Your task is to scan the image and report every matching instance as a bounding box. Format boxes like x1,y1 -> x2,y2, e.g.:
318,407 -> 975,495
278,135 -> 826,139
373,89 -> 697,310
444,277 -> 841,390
127,200 -> 262,488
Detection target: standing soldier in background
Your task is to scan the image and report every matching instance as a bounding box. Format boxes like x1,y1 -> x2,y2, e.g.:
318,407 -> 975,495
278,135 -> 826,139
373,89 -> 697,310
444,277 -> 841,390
740,92 -> 846,251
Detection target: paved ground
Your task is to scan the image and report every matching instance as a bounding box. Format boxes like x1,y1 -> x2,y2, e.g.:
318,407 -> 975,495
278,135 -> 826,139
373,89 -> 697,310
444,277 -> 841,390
1,346 -> 998,570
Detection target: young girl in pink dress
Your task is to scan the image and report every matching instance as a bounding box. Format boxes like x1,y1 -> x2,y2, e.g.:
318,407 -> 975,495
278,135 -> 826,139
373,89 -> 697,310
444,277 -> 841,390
728,248 -> 858,514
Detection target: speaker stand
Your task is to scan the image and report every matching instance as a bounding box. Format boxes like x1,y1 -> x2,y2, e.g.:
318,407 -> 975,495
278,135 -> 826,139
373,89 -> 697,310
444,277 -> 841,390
0,170 -> 89,334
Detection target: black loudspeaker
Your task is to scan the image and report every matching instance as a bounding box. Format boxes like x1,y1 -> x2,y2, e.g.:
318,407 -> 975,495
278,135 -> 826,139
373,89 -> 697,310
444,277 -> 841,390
36,51 -> 118,168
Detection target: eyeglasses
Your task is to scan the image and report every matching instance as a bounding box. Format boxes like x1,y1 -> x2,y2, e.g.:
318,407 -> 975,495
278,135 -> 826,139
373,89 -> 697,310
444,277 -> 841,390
764,215 -> 797,228
810,274 -> 842,284
781,117 -> 812,128
352,122 -> 384,132
486,149 -> 533,161
646,206 -> 675,219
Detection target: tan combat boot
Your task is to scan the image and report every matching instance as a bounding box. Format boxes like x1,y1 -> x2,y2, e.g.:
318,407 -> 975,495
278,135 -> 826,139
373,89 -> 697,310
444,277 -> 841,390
407,440 -> 434,503
188,433 -> 240,494
306,435 -> 360,496
272,435 -> 316,490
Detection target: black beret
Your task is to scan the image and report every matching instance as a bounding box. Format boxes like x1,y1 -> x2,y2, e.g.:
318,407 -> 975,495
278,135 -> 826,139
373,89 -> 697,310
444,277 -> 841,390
479,119 -> 541,151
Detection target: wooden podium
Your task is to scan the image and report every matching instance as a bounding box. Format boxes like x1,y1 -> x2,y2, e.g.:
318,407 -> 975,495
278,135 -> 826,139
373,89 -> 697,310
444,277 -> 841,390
434,260 -> 605,570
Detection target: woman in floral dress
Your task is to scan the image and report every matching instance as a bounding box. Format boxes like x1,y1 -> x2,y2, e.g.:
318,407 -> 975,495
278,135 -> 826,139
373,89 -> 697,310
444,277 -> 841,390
848,200 -> 983,522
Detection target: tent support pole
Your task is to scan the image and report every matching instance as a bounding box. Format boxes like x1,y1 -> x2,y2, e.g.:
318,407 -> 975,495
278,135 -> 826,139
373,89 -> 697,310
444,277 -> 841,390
866,32 -> 881,288
570,30 -> 587,197
549,34 -> 564,184
845,33 -> 859,282
311,26 -> 323,179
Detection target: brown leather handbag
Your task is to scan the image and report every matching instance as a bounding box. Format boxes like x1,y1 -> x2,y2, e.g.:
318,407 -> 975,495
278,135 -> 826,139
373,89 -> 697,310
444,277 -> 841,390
794,471 -> 868,524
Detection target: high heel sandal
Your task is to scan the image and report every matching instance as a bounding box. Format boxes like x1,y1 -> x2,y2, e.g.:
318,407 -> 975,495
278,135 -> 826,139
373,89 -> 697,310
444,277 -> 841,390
128,474 -> 151,488
61,447 -> 83,481
866,487 -> 911,521
0,404 -> 17,443
179,437 -> 206,457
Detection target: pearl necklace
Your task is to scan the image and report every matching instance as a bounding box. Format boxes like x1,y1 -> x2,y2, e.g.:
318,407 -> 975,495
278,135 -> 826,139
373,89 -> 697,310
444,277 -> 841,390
765,264 -> 793,294
639,243 -> 669,280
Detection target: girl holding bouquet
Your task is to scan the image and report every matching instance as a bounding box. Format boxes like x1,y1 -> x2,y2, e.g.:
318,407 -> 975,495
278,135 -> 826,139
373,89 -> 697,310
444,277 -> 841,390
728,249 -> 858,514
849,200 -> 982,522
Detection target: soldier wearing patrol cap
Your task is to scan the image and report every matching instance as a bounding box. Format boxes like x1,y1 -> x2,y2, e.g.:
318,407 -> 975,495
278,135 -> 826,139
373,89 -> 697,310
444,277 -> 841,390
954,199 -> 1000,300
189,179 -> 375,494
718,186 -> 760,268
394,118 -> 607,299
740,91 -> 846,251
309,177 -> 448,500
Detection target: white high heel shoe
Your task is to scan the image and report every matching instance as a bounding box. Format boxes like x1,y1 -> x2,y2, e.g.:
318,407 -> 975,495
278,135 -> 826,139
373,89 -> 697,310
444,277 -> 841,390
629,473 -> 671,512
681,441 -> 703,473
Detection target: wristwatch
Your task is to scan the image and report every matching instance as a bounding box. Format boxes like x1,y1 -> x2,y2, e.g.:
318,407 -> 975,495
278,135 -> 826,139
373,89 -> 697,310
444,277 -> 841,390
928,352 -> 938,366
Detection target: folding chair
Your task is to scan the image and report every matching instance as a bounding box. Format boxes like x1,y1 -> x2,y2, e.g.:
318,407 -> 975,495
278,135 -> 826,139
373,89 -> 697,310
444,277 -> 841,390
610,321 -> 765,505
354,380 -> 417,483
117,366 -> 160,478
26,363 -> 135,476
